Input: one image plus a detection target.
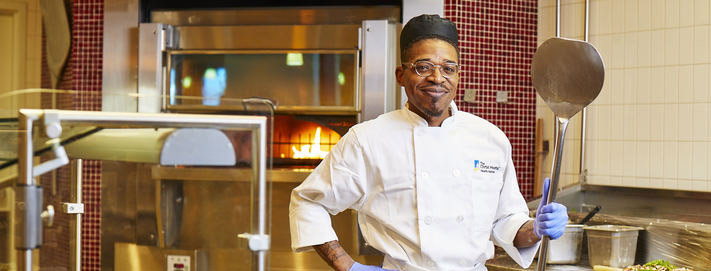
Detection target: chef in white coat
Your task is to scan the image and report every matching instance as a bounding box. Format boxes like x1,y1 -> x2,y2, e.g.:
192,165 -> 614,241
289,14 -> 568,271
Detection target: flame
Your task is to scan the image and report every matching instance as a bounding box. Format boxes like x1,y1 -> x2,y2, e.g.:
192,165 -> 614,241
292,127 -> 330,159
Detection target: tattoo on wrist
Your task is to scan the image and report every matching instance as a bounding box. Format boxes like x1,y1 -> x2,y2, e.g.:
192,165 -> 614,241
314,240 -> 352,270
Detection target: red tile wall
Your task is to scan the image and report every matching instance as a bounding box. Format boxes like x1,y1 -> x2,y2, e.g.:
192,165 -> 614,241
40,13 -> 79,271
40,0 -> 104,269
72,0 -> 103,270
444,0 -> 538,199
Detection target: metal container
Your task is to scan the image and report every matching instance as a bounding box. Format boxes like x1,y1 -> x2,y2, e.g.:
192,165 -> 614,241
584,225 -> 643,268
547,224 -> 584,264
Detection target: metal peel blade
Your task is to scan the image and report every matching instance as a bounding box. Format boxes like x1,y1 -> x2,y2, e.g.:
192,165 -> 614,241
531,37 -> 604,271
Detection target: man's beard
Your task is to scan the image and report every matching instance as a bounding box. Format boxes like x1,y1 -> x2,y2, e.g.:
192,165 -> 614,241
422,98 -> 445,117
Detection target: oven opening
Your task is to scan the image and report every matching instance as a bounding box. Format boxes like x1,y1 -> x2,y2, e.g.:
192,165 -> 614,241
272,115 -> 354,168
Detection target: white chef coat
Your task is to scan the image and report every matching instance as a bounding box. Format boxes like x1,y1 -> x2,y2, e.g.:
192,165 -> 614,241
289,102 -> 540,271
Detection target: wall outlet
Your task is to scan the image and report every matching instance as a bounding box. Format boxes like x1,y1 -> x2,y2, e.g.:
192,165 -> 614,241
496,91 -> 509,103
167,255 -> 190,271
463,89 -> 477,103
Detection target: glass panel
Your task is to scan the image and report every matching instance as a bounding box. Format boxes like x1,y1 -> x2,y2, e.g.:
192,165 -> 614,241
168,51 -> 357,109
0,90 -> 273,271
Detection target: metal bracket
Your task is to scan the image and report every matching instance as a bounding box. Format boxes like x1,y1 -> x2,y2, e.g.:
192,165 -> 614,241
579,169 -> 588,184
33,140 -> 69,177
33,115 -> 69,177
237,233 -> 270,251
62,203 -> 85,214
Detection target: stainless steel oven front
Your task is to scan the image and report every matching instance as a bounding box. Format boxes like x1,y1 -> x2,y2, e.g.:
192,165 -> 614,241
115,7 -> 401,271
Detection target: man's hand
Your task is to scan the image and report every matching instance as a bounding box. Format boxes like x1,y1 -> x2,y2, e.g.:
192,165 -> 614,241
534,178 -> 568,239
349,262 -> 398,271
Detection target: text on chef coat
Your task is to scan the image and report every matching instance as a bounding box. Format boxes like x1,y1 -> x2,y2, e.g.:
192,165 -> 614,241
474,160 -> 501,174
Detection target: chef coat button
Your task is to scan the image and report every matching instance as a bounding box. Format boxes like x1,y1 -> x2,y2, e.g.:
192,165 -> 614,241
424,216 -> 432,225
453,169 -> 461,177
457,216 -> 464,223
459,259 -> 467,266
428,261 -> 435,267
421,172 -> 429,179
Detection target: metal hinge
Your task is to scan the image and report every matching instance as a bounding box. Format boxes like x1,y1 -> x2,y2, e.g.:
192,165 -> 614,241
163,24 -> 179,50
62,203 -> 84,214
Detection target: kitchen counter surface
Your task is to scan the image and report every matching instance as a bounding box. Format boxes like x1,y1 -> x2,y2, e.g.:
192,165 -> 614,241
486,254 -> 594,271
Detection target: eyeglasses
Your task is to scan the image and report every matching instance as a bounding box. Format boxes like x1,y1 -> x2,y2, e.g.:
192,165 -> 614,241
402,60 -> 460,78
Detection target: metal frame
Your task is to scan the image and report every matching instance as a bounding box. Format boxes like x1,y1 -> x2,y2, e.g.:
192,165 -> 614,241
360,20 -> 399,122
164,49 -> 360,114
150,7 -> 400,26
174,25 -> 361,50
15,109 -> 269,271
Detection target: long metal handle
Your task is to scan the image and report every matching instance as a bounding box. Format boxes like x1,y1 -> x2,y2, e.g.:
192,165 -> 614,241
536,117 -> 569,271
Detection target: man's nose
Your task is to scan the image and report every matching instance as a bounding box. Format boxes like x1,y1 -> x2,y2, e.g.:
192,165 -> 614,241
427,67 -> 446,84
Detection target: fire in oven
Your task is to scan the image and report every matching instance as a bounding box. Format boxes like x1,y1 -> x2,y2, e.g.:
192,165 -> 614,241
272,114 -> 356,168
162,47 -> 361,168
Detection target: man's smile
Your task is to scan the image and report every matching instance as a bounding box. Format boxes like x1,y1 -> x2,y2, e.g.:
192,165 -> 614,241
419,87 -> 448,97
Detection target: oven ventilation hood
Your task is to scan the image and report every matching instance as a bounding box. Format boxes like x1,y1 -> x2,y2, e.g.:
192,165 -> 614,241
63,128 -> 236,166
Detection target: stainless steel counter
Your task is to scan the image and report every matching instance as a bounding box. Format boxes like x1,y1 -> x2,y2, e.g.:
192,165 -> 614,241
486,253 -> 593,271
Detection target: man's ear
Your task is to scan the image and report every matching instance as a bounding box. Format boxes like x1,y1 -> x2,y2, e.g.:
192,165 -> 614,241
395,65 -> 404,86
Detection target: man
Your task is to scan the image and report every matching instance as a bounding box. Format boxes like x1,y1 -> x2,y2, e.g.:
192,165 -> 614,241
289,14 -> 568,271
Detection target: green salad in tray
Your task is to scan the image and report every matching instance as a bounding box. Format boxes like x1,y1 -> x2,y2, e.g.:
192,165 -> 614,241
623,260 -> 693,271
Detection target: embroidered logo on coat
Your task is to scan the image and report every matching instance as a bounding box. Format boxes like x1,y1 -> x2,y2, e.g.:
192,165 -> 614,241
474,160 -> 501,174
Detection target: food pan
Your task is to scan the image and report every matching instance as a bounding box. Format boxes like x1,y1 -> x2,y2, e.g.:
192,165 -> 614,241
547,224 -> 584,264
584,225 -> 644,268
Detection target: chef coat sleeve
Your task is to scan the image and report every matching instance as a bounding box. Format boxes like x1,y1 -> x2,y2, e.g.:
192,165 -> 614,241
289,130 -> 368,252
490,152 -> 540,268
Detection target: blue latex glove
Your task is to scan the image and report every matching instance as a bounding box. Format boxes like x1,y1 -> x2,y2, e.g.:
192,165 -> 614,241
349,262 -> 398,271
534,178 -> 569,240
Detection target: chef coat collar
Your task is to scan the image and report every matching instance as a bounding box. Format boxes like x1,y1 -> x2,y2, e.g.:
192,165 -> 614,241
403,101 -> 459,128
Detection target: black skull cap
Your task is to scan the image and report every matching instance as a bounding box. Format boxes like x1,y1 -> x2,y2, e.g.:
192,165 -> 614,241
400,14 -> 459,54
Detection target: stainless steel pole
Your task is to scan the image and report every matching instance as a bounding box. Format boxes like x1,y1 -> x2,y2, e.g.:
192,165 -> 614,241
536,117 -> 570,271
74,159 -> 83,271
17,112 -> 35,271
555,0 -> 560,37
580,0 -> 590,183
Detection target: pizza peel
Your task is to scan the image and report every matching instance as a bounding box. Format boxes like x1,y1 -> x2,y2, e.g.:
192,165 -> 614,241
531,37 -> 604,270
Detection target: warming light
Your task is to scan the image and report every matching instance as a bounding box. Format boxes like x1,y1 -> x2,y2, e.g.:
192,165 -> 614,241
182,76 -> 192,88
286,53 -> 304,66
292,127 -> 329,159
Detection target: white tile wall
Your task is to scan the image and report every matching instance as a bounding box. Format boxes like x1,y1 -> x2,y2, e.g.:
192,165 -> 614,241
598,0 -> 612,34
538,0 -> 711,192
637,68 -> 651,104
664,29 -> 680,65
679,27 -> 694,65
650,30 -> 665,66
651,0 -> 665,29
693,26 -> 709,63
678,66 -> 694,103
625,0 -> 638,32
666,0 -> 680,28
638,32 -> 652,67
693,64 -> 709,102
695,0 -> 710,25
680,0 -> 695,27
